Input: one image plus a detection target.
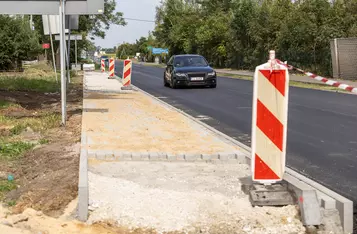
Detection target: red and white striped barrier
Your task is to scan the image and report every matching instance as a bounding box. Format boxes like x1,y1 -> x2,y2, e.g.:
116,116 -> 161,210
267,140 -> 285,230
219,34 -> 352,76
101,59 -> 105,72
122,59 -> 132,87
109,58 -> 115,78
252,51 -> 290,183
276,60 -> 357,94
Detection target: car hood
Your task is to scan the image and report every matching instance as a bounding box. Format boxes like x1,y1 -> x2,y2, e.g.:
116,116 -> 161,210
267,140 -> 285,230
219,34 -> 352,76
174,66 -> 214,73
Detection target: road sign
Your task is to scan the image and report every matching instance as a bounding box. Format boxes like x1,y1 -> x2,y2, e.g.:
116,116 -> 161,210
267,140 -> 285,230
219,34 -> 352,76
152,48 -> 169,55
42,43 -> 50,49
42,15 -> 78,35
54,34 -> 83,40
251,50 -> 290,183
0,0 -> 104,15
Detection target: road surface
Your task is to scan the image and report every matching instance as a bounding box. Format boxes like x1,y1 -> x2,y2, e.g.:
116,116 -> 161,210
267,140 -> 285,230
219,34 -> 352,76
115,61 -> 357,205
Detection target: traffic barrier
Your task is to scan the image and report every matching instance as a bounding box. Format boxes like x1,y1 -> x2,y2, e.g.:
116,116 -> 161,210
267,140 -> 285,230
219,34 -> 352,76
122,59 -> 132,87
101,59 -> 105,72
109,58 -> 115,78
277,60 -> 357,94
252,51 -> 290,183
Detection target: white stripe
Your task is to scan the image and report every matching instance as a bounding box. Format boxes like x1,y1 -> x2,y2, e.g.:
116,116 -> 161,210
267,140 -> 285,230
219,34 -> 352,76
305,72 -> 314,77
338,84 -> 349,90
257,71 -> 286,123
352,88 -> 357,94
314,76 -> 324,81
124,62 -> 131,73
326,80 -> 337,86
254,128 -> 284,179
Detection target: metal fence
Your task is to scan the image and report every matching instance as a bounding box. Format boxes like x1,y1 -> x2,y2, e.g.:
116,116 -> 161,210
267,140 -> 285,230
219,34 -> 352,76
330,37 -> 357,80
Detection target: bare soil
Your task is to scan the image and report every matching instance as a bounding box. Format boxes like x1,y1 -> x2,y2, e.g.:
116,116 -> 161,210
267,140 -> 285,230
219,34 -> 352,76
0,77 -> 83,217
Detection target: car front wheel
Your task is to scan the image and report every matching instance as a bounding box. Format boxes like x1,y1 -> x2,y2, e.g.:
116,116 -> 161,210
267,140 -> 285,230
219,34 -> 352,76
164,75 -> 169,87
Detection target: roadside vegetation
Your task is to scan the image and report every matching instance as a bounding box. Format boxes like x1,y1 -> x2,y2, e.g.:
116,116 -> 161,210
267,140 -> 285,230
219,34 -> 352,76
0,62 -> 83,215
118,0 -> 357,78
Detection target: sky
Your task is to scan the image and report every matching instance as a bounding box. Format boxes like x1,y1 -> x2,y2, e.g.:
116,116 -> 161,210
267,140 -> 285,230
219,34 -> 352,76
94,0 -> 161,48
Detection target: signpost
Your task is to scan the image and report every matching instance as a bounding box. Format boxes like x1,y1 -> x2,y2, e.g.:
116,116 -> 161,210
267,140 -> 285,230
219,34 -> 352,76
0,0 -> 104,127
55,34 -> 83,72
42,43 -> 50,60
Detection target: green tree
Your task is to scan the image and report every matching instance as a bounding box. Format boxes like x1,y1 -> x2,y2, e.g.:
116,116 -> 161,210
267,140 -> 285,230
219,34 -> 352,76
0,16 -> 41,70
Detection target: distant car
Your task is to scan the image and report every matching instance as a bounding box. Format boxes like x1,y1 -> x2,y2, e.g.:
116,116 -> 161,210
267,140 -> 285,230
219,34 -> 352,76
163,54 -> 217,88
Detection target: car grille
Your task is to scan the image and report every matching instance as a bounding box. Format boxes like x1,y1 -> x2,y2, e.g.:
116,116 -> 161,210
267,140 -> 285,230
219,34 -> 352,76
187,73 -> 206,79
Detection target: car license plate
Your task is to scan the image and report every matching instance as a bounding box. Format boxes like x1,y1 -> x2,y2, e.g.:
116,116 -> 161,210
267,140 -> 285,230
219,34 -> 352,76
191,77 -> 204,81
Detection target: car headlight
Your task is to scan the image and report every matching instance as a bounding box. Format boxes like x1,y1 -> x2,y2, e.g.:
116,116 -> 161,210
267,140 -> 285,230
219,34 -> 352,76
175,73 -> 187,77
208,71 -> 216,76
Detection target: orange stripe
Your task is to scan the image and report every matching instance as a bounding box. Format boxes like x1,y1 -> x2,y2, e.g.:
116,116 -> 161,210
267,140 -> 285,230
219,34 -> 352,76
260,70 -> 286,96
257,100 -> 283,151
254,153 -> 280,180
124,68 -> 131,78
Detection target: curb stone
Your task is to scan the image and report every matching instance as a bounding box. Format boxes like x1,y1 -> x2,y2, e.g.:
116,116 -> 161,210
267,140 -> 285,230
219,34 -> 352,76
85,149 -> 245,163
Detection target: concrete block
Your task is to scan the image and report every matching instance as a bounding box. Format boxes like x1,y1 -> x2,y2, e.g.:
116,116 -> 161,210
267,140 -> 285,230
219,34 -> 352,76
114,151 -> 123,160
235,151 -> 248,164
167,154 -> 177,161
201,154 -> 212,161
157,152 -> 168,160
95,151 -> 106,160
122,152 -> 132,160
105,151 -> 115,161
298,190 -> 322,226
284,174 -> 322,226
78,149 -> 88,221
185,154 -> 200,161
140,152 -> 150,160
210,154 -> 219,160
149,152 -> 159,161
132,153 -> 141,161
81,133 -> 87,144
87,150 -> 96,158
218,153 -> 229,161
176,154 -> 185,161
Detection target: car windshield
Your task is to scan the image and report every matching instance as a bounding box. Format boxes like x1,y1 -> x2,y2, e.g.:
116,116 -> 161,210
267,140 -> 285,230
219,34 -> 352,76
174,56 -> 208,67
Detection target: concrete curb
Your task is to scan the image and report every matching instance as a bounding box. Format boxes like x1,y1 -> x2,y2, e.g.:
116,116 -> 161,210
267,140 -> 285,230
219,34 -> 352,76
77,76 -> 89,221
132,85 -> 354,234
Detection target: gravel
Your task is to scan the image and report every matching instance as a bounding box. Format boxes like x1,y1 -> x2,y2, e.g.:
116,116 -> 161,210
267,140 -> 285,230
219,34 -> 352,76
87,161 -> 306,234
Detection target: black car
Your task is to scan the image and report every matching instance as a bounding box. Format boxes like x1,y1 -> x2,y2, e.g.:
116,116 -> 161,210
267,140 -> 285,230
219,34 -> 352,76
163,54 -> 217,88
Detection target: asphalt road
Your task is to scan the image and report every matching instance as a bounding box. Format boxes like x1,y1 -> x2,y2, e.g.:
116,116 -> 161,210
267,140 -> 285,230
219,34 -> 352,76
115,61 -> 357,204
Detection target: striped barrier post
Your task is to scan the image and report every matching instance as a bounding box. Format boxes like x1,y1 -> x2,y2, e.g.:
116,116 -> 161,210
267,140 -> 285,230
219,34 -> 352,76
251,50 -> 290,184
108,58 -> 115,78
101,59 -> 105,72
122,59 -> 132,87
276,59 -> 357,94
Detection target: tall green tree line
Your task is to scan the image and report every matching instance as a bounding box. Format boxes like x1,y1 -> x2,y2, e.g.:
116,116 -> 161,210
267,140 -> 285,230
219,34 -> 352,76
153,0 -> 357,75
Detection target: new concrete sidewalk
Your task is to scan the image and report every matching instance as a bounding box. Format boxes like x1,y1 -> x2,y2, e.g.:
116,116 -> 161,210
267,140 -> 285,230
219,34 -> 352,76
77,71 -> 308,233
215,68 -> 357,87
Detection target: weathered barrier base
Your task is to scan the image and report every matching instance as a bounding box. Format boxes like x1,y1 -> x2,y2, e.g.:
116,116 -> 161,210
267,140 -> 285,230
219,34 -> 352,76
249,183 -> 295,206
241,177 -> 321,226
121,85 -> 133,90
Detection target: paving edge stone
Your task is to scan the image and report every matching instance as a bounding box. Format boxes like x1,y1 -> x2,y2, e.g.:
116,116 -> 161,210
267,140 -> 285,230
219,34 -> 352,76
78,149 -> 88,222
83,150 -> 246,163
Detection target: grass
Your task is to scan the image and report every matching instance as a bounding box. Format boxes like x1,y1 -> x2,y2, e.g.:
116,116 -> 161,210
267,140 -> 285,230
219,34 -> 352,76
217,72 -> 348,93
0,141 -> 34,160
0,113 -> 61,136
0,76 -> 59,93
0,180 -> 17,200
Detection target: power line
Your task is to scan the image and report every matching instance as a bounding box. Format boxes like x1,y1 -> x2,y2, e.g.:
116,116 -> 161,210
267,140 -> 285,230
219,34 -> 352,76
123,17 -> 155,23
